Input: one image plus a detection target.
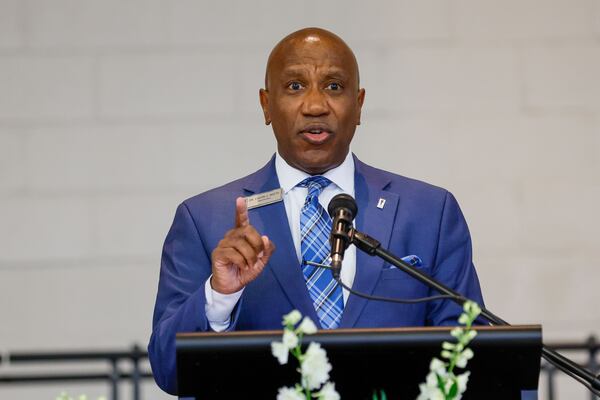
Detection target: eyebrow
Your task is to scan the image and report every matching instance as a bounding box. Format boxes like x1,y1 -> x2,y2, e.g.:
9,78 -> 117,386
278,66 -> 350,81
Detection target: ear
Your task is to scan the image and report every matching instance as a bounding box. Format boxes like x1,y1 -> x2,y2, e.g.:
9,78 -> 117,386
259,89 -> 271,125
356,88 -> 365,125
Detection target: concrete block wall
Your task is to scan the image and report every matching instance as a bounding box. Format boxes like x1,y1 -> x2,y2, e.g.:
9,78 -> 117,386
0,1 -> 599,398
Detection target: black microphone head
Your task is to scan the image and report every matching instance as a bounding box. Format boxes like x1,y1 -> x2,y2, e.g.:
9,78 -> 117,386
328,193 -> 358,220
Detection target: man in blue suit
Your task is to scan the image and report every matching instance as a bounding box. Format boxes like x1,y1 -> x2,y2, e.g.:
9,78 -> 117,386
149,27 -> 484,394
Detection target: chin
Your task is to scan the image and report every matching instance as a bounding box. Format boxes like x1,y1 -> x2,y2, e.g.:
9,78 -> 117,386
297,157 -> 338,175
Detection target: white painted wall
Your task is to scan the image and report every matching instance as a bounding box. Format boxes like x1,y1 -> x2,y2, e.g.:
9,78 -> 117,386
0,1 -> 599,398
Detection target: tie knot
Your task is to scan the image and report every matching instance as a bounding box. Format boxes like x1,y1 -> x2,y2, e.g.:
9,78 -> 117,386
297,176 -> 332,197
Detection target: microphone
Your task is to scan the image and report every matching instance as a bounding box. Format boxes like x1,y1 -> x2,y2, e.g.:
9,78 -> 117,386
327,194 -> 358,279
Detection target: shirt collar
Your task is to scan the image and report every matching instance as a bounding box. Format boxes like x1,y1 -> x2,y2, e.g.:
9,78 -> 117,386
275,151 -> 355,194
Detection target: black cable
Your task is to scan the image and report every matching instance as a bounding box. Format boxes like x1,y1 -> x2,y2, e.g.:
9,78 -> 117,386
303,260 -> 455,304
306,257 -> 600,395
337,276 -> 456,304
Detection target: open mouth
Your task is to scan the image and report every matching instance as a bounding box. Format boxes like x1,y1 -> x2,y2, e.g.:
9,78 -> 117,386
300,126 -> 333,144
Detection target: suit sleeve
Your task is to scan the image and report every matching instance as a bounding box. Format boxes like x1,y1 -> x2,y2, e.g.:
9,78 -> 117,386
426,191 -> 485,326
147,202 -> 242,394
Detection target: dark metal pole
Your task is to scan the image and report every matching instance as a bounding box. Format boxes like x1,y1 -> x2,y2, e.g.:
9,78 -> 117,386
131,345 -> 141,400
109,358 -> 119,400
547,366 -> 556,400
588,336 -> 599,400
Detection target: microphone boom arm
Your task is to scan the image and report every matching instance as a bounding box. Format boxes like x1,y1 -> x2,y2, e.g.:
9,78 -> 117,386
347,227 -> 600,395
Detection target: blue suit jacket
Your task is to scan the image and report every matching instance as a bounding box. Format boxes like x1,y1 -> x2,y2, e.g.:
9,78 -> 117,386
148,155 -> 484,394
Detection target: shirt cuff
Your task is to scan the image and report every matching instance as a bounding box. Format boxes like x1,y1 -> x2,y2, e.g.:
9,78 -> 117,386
204,276 -> 244,332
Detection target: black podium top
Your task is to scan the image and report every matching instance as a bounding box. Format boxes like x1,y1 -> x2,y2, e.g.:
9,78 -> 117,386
176,325 -> 542,399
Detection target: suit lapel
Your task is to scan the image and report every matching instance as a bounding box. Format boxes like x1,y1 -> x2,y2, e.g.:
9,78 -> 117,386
339,156 -> 399,328
242,155 -> 400,328
242,157 -> 320,325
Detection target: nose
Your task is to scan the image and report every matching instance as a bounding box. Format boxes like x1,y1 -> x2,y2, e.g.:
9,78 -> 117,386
301,87 -> 329,117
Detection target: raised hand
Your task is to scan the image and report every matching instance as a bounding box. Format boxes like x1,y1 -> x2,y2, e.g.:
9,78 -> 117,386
210,197 -> 275,294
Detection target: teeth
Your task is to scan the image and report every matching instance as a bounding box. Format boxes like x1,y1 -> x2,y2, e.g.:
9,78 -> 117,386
309,129 -> 322,134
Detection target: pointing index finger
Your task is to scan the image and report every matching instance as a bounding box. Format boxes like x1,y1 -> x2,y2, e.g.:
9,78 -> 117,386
235,197 -> 250,227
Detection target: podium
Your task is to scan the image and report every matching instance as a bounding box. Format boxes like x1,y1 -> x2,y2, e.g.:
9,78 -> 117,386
176,325 -> 542,399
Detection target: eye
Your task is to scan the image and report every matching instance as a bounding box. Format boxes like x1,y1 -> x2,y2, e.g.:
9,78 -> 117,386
287,82 -> 303,91
326,82 -> 342,91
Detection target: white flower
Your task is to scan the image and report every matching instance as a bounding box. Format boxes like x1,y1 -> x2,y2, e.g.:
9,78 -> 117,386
315,382 -> 340,400
429,358 -> 447,376
463,301 -> 481,316
465,330 -> 477,341
441,341 -> 455,350
283,310 -> 302,326
301,342 -> 332,390
417,382 -> 445,400
276,386 -> 305,400
443,378 -> 454,394
450,328 -> 462,338
282,330 -> 299,349
271,341 -> 289,365
456,371 -> 470,393
458,313 -> 469,325
297,316 -> 318,334
425,371 -> 438,387
455,348 -> 474,368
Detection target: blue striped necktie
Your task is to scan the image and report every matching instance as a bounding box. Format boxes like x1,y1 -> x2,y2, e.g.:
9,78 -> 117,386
297,176 -> 344,329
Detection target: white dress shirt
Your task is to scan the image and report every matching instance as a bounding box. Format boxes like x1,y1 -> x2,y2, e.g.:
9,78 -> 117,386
205,152 -> 357,331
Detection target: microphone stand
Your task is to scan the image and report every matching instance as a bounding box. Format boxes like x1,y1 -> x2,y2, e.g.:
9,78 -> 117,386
347,227 -> 600,395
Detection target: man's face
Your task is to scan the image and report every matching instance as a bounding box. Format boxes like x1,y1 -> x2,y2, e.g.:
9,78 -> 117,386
260,34 -> 365,175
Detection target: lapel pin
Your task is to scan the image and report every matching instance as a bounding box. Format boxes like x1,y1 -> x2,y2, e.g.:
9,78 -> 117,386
377,198 -> 386,209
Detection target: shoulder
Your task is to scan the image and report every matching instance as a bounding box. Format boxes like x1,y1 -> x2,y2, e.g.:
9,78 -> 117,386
181,157 -> 275,214
355,156 -> 451,205
183,176 -> 248,209
355,157 -> 468,234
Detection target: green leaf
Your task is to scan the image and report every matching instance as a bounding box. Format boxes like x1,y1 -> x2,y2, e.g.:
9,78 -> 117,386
371,389 -> 387,400
436,373 -> 446,393
448,380 -> 458,398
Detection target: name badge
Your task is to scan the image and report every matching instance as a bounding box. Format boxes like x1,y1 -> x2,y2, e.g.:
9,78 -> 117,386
245,188 -> 284,210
